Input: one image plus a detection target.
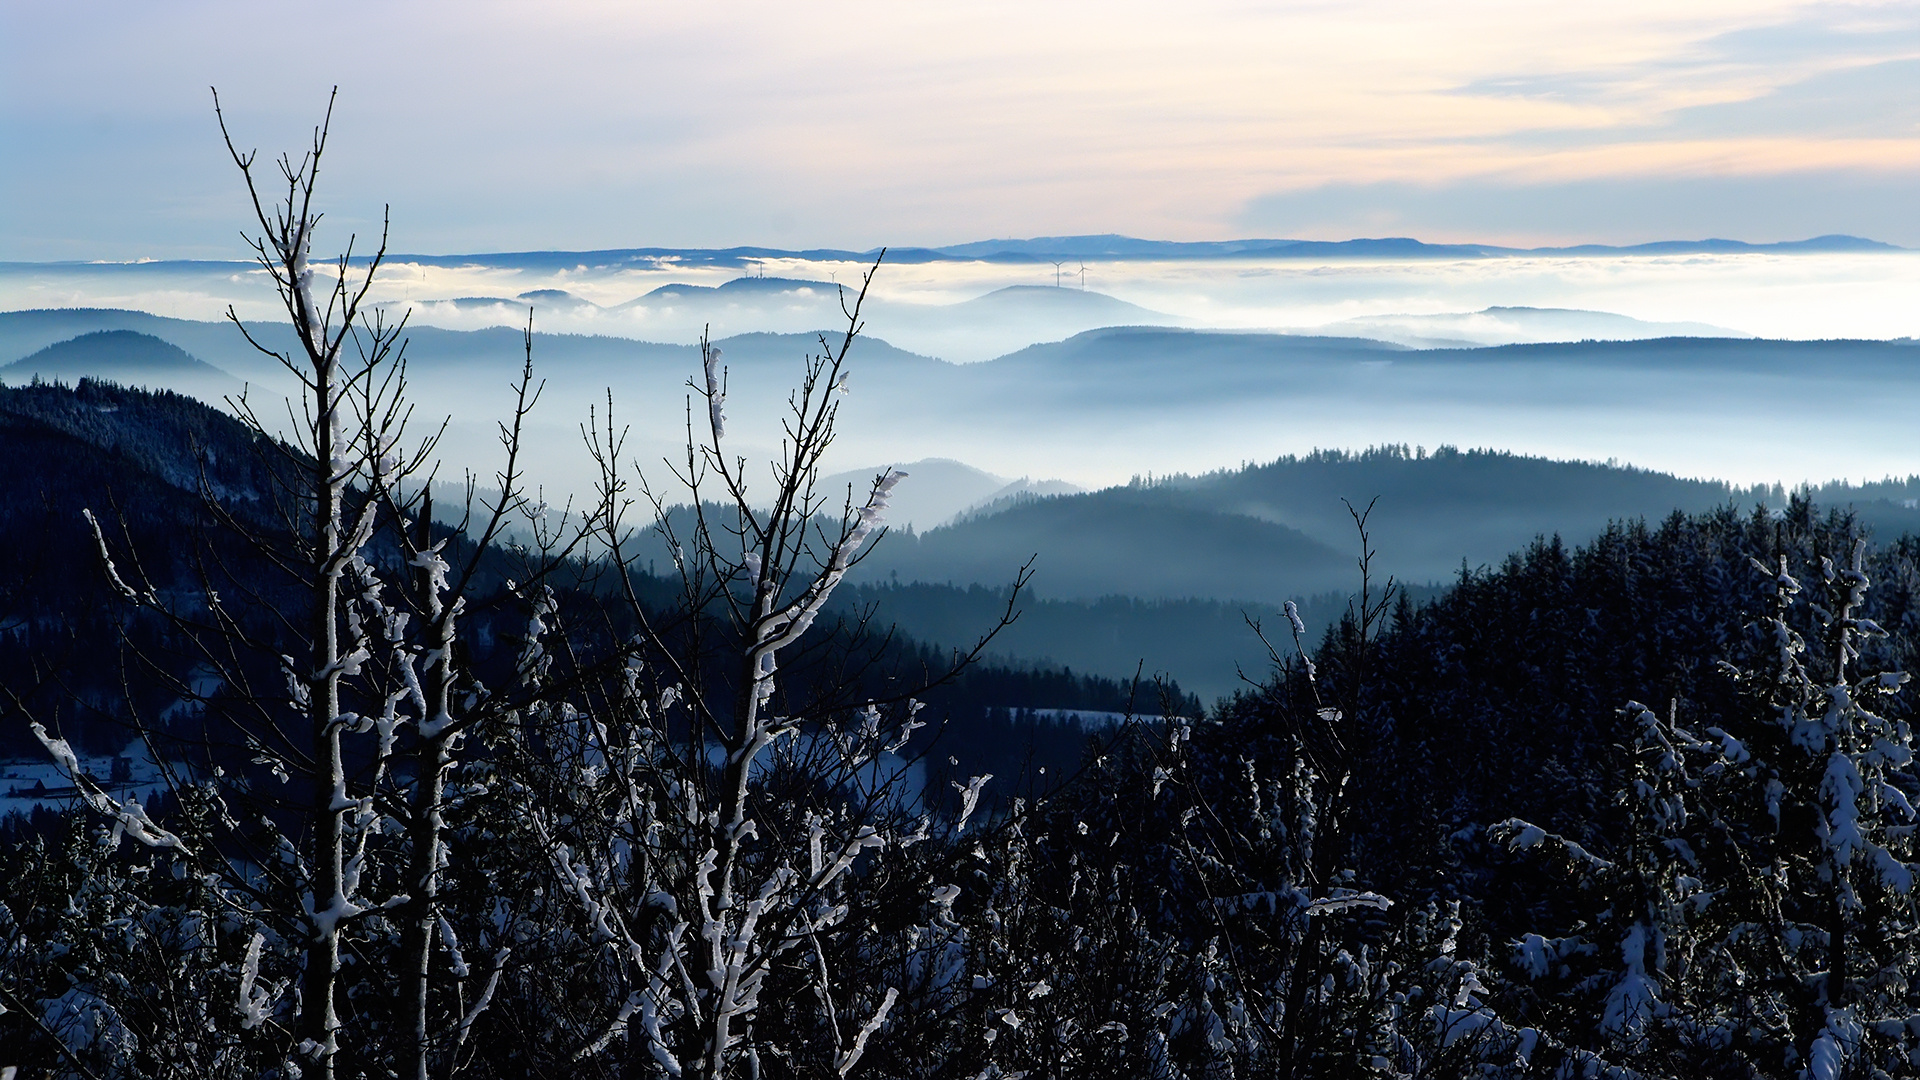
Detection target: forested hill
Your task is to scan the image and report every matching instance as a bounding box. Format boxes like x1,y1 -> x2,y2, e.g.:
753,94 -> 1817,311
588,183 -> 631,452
0,375 -> 281,498
865,444 -> 1920,602
0,379 -> 1192,767
5,386 -> 1920,1076
10,419 -> 1919,1077
0,329 -> 239,395
14,372 -> 1920,708
1016,498 -> 1920,1078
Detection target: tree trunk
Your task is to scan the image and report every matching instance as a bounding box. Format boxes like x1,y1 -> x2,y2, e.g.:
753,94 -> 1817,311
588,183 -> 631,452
301,357 -> 346,1080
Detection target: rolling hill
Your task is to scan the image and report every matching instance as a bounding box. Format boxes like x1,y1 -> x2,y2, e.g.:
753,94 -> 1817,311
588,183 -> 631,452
0,329 -> 239,396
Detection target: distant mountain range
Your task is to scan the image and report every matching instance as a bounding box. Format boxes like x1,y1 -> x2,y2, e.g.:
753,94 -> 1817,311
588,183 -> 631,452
857,445 -> 1805,605
923,233 -> 1903,262
392,279 -> 1189,363
395,280 -> 1751,358
17,233 -> 1892,273
9,313 -> 1920,700
374,232 -> 1899,269
7,310 -> 1920,512
685,444 -> 1920,699
33,316 -> 1907,600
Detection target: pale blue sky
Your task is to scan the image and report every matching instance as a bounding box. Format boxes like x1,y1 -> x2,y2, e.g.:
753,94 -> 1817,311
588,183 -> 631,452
3,0 -> 1917,260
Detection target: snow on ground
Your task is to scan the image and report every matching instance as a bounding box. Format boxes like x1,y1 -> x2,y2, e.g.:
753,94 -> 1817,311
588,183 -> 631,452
0,751 -> 175,820
1018,708 -> 1181,730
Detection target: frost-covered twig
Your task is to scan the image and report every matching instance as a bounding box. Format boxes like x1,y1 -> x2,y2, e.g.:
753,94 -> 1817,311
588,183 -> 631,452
451,945 -> 512,1063
835,987 -> 899,1076
31,722 -> 183,850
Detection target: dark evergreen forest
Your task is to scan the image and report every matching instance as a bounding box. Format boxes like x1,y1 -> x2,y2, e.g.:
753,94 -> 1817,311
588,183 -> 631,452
3,373 -> 1916,1078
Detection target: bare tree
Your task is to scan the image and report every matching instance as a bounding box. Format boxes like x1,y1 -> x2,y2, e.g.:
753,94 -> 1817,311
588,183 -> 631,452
6,89 -> 1027,1080
14,89 -> 574,1080
477,257 -> 1030,1077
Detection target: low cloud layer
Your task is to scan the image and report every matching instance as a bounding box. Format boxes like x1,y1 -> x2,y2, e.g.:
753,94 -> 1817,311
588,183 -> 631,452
5,248 -> 1920,499
8,246 -> 1915,348
1242,171 -> 1920,249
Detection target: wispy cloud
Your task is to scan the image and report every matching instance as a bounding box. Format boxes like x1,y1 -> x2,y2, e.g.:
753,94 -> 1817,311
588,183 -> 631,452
2,1 -> 1914,256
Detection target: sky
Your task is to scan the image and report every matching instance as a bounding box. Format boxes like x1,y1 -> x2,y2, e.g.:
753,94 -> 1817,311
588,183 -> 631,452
4,1 -> 1918,261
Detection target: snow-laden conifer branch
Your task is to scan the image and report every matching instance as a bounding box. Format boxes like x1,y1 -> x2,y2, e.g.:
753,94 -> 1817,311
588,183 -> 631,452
1489,818 -> 1615,875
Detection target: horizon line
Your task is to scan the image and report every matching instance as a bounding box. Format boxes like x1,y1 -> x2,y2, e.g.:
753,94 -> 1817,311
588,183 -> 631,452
1,232 -> 1905,269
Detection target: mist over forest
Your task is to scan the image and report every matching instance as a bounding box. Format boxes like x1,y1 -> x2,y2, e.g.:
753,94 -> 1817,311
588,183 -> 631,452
6,230 -> 1920,1079
14,0 -> 1920,1071
8,274 -> 1920,701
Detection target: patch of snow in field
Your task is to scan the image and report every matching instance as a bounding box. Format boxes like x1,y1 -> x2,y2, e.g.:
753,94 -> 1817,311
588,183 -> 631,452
0,752 -> 174,820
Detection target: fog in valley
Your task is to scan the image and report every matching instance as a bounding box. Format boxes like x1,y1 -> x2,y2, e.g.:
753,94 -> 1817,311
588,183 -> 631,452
14,3 -> 1920,1073
7,240 -> 1920,697
6,242 -> 1920,496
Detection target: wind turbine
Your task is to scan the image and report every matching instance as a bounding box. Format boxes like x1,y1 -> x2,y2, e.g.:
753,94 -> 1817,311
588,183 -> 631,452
1078,261 -> 1087,291
1051,261 -> 1066,287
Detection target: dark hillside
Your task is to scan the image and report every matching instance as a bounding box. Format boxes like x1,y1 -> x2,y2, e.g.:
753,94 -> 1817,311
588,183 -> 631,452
5,382 -> 1916,1076
982,503 -> 1920,1079
1176,444 -> 1779,583
0,376 -> 282,499
0,381 -> 1179,772
826,580 -> 1444,703
863,446 -> 1774,602
870,445 -> 1920,607
0,379 -> 293,753
870,484 -> 1351,603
